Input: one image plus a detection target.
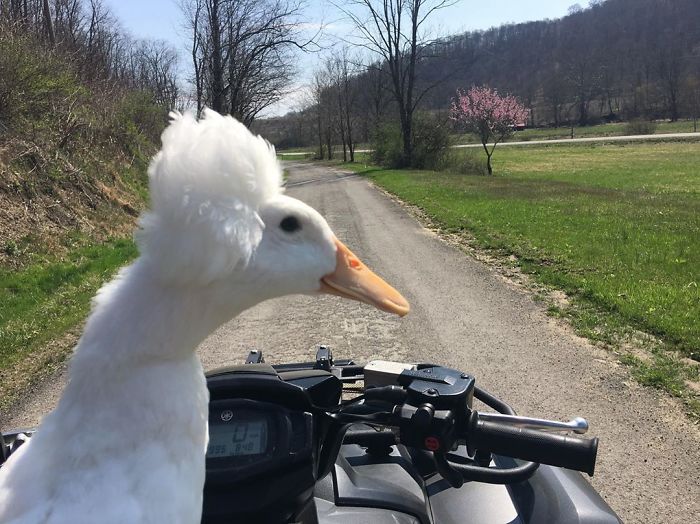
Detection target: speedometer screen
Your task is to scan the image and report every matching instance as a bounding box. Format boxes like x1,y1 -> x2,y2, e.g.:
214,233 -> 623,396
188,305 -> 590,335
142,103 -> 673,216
207,419 -> 268,457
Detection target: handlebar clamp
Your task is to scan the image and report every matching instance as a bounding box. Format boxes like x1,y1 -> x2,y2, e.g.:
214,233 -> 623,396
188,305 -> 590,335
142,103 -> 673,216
394,403 -> 457,453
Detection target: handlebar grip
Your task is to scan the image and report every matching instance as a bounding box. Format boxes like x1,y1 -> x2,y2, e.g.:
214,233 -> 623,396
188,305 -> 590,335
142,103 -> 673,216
469,414 -> 598,476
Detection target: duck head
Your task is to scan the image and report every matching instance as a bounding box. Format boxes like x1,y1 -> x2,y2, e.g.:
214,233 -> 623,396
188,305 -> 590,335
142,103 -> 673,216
136,109 -> 409,319
253,193 -> 409,315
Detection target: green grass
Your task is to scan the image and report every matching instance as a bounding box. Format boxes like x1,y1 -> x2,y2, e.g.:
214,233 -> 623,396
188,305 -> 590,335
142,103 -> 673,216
350,141 -> 699,414
0,238 -> 138,373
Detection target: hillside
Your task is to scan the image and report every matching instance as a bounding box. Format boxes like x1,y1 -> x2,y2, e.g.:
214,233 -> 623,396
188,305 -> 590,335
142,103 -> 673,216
0,2 -> 175,410
258,0 -> 700,149
0,27 -> 176,268
419,0 -> 700,125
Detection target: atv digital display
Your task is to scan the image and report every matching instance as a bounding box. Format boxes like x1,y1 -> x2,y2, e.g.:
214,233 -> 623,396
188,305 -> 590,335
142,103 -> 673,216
207,419 -> 268,457
205,397 -> 312,491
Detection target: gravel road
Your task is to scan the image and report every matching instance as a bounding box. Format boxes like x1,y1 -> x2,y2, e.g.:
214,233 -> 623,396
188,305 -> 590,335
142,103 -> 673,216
3,161 -> 699,522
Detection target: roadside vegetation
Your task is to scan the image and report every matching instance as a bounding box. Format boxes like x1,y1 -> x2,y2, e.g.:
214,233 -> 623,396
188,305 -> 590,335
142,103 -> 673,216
0,3 -> 175,411
276,120 -> 699,162
0,238 -> 137,410
340,141 -> 700,418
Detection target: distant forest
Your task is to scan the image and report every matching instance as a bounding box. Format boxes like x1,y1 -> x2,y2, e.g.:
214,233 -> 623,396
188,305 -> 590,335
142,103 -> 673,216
258,0 -> 700,148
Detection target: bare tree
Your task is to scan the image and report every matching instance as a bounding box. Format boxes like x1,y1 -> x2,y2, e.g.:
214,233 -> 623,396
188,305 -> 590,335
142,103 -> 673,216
181,0 -> 206,114
542,62 -> 570,127
132,40 -> 180,109
336,0 -> 458,166
182,0 -> 316,125
0,0 -> 179,110
360,59 -> 389,139
683,75 -> 700,132
311,67 -> 336,160
41,0 -> 55,44
324,48 -> 359,162
657,46 -> 684,122
53,0 -> 85,48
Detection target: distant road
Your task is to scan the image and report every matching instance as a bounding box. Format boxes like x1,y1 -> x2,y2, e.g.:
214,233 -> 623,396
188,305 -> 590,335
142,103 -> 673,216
452,131 -> 700,148
278,131 -> 700,156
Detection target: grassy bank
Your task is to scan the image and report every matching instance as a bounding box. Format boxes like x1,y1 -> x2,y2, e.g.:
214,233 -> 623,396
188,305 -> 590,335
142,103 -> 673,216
0,238 -> 138,411
344,141 -> 699,415
0,31 -> 163,411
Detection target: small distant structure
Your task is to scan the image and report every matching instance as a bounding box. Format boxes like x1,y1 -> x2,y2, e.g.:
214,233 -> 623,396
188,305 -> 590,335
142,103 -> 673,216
602,113 -> 620,123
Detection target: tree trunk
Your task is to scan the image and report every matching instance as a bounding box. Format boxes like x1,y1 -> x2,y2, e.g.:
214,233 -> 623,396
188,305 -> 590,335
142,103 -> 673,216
552,102 -> 560,127
326,128 -> 332,160
209,0 -> 225,113
191,2 -> 203,116
481,140 -> 493,176
344,93 -> 354,162
578,98 -> 588,126
317,112 -> 323,160
42,0 -> 55,45
669,91 -> 679,122
349,137 -> 355,163
400,109 -> 413,167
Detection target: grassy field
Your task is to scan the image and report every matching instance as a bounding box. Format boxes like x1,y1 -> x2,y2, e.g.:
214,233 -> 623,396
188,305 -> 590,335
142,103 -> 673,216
342,141 -> 700,414
0,237 -> 137,410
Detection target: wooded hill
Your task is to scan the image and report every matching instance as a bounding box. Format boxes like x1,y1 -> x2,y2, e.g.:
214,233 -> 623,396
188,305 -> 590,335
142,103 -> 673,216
259,0 -> 700,149
421,0 -> 700,126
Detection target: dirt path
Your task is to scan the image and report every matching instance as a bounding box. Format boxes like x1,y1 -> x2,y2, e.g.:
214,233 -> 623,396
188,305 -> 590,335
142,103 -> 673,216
3,161 -> 699,522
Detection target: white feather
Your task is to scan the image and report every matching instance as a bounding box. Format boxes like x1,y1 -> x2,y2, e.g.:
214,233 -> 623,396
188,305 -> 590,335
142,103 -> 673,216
138,108 -> 283,284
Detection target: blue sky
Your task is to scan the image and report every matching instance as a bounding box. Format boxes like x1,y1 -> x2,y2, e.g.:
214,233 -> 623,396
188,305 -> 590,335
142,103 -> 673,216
105,0 -> 582,115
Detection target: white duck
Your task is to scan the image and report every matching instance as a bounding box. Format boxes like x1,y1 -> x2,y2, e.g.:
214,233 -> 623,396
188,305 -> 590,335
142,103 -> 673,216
0,109 -> 409,523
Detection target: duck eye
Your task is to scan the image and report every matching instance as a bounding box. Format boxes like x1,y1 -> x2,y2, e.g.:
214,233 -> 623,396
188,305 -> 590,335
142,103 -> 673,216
279,215 -> 301,233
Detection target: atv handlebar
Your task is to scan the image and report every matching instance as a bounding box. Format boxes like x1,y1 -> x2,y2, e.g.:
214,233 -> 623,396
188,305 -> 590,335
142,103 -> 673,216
257,349 -> 600,487
326,357 -> 599,486
468,412 -> 598,476
334,386 -> 598,484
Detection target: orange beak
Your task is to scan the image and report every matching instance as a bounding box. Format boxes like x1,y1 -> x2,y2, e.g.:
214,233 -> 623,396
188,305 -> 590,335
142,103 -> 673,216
320,238 -> 410,317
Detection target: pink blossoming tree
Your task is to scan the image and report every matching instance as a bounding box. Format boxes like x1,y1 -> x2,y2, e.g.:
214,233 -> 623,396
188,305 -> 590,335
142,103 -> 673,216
451,86 -> 529,175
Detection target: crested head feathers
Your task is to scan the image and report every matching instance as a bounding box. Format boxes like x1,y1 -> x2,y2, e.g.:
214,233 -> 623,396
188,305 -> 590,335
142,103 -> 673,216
136,109 -> 283,284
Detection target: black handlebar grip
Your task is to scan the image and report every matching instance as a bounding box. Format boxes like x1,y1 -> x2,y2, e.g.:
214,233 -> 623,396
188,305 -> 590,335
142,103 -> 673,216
469,414 -> 598,476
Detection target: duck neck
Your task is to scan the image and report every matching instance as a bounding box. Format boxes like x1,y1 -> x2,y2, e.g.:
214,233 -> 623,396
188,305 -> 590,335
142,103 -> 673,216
60,259 -> 256,411
75,260 -> 243,365
47,259 -> 256,440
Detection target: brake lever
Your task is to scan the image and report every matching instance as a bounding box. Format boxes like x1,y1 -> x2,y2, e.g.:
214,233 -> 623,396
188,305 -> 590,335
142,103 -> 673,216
477,412 -> 589,434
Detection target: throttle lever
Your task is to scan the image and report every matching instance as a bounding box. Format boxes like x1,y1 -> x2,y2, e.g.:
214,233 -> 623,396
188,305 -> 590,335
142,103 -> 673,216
477,412 -> 589,434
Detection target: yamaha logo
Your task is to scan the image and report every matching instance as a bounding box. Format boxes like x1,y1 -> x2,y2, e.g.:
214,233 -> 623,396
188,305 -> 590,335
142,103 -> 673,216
220,410 -> 234,422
